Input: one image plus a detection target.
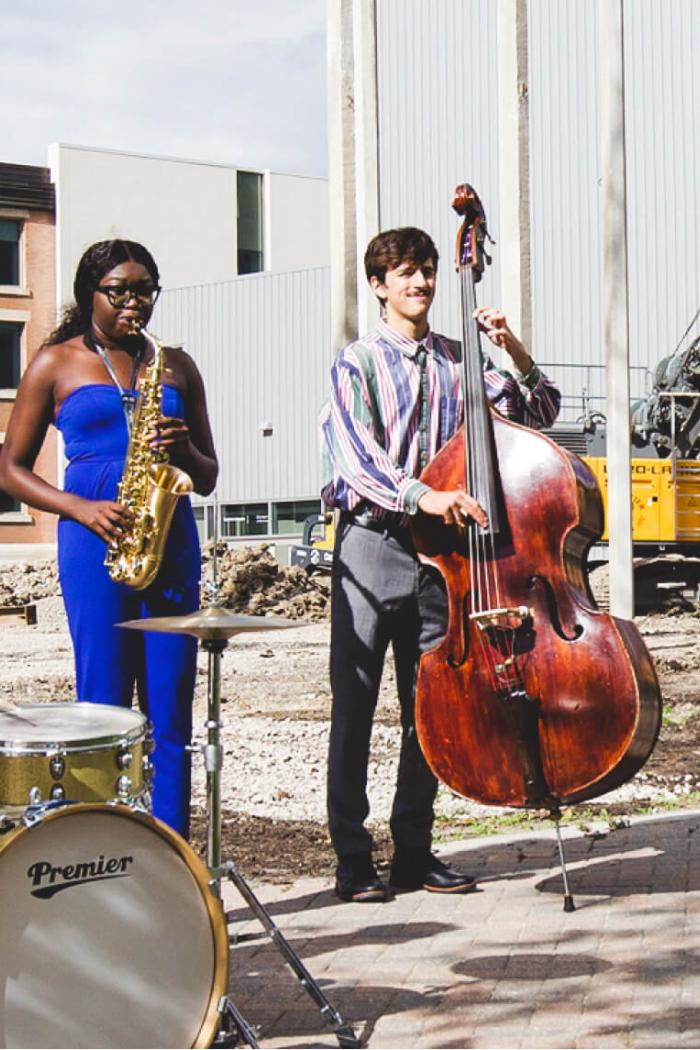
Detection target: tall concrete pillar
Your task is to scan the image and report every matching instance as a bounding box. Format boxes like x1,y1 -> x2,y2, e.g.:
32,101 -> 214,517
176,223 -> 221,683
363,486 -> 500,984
497,0 -> 532,352
600,0 -> 634,617
327,0 -> 379,354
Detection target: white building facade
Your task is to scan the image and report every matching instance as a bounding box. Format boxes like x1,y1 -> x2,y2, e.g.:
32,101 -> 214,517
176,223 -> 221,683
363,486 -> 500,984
41,144 -> 332,546
49,143 -> 329,305
156,266 -> 330,543
331,0 -> 700,419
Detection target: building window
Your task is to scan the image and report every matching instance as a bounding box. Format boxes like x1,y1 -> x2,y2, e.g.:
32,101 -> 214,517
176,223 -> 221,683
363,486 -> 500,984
0,220 -> 21,286
0,487 -> 19,514
192,504 -> 216,545
221,502 -> 269,538
272,500 -> 322,535
237,171 -> 263,274
0,440 -> 19,513
0,322 -> 22,389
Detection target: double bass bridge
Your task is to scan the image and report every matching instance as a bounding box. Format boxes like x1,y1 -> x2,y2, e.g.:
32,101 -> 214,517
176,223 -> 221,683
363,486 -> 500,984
470,604 -> 549,802
470,606 -> 534,684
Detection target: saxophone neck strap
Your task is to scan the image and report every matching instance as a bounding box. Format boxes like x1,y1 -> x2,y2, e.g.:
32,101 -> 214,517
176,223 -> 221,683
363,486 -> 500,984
92,340 -> 144,435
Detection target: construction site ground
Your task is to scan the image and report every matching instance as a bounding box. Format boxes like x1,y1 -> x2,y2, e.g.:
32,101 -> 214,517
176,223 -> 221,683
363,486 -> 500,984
1,548 -> 700,1047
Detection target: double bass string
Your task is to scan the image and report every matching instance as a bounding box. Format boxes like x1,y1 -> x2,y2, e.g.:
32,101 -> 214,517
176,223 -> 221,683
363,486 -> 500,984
460,266 -> 501,614
460,265 -> 522,699
461,266 -> 490,617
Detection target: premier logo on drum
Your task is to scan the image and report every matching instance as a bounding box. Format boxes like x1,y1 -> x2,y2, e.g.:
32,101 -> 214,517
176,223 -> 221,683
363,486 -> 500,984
26,854 -> 134,899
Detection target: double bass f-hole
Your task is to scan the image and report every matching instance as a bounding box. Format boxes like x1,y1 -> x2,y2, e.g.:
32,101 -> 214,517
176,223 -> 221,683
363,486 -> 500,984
527,574 -> 584,643
447,593 -> 470,669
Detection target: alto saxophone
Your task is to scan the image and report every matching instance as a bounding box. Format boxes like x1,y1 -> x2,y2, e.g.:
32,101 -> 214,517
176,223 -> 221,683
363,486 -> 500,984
105,325 -> 193,590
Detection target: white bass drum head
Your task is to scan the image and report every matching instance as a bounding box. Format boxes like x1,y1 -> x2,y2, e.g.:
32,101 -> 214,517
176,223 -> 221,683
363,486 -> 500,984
0,804 -> 228,1048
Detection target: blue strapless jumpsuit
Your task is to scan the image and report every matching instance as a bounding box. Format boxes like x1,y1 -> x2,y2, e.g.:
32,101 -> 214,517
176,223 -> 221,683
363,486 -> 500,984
55,384 -> 200,838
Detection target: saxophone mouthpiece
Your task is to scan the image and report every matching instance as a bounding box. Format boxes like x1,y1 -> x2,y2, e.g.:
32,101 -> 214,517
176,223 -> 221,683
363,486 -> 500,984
127,319 -> 143,336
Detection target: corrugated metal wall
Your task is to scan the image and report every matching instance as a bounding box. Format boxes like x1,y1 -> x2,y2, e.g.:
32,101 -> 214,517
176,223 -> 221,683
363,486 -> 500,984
377,0 -> 700,420
376,0 -> 501,336
155,267 -> 330,504
623,0 -> 700,373
529,0 -> 605,416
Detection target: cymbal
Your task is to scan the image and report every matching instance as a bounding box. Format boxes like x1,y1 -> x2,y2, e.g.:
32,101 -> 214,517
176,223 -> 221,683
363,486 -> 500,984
118,606 -> 300,641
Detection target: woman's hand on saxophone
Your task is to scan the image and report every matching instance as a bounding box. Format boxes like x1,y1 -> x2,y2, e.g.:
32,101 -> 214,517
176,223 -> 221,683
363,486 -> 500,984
149,416 -> 192,460
69,496 -> 134,544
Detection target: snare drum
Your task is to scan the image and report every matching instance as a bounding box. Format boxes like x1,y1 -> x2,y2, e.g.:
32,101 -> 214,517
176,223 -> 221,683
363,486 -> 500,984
0,803 -> 229,1048
0,702 -> 152,814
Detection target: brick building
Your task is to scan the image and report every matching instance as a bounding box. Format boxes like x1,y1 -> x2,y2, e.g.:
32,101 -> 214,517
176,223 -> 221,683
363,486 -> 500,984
0,163 -> 57,545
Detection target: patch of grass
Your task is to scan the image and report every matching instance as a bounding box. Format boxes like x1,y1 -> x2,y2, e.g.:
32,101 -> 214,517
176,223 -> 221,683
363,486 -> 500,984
432,808 -> 561,842
661,705 -> 695,728
431,791 -> 700,843
624,789 -> 700,818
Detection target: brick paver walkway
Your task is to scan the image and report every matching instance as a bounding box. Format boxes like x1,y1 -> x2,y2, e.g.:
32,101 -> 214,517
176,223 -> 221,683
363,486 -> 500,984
219,810 -> 700,1049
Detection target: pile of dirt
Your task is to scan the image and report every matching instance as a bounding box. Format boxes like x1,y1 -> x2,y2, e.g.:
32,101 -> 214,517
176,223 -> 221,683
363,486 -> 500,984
203,544 -> 330,621
0,546 -> 331,621
0,559 -> 60,607
589,559 -> 700,614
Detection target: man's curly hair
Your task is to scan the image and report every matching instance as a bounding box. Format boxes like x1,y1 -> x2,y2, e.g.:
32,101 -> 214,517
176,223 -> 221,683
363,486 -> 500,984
364,227 -> 439,285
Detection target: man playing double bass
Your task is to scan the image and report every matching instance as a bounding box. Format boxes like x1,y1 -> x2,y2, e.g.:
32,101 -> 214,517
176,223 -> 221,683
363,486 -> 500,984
320,226 -> 561,903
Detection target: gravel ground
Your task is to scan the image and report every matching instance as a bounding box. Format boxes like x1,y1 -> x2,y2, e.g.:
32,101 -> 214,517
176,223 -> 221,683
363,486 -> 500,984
2,574 -> 700,884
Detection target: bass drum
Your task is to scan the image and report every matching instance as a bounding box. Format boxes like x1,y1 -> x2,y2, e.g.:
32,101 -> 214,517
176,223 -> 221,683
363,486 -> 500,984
0,804 -> 228,1049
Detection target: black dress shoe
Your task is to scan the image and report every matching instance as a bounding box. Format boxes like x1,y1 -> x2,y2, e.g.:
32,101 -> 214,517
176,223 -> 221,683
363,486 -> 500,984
389,851 -> 477,894
334,853 -> 391,903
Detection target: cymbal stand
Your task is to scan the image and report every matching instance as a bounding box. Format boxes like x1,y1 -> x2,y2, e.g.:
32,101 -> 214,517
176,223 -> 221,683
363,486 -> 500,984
213,857 -> 360,1049
203,634 -> 227,890
198,609 -> 359,1048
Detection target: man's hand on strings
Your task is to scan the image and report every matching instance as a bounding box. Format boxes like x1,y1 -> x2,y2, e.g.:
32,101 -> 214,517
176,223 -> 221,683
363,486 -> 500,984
418,488 -> 488,528
473,306 -> 533,375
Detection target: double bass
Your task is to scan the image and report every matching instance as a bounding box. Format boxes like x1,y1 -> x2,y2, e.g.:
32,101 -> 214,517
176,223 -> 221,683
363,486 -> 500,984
411,184 -> 661,811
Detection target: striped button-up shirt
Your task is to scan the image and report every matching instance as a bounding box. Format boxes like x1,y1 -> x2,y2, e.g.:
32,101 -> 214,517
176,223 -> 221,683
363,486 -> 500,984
320,318 -> 561,518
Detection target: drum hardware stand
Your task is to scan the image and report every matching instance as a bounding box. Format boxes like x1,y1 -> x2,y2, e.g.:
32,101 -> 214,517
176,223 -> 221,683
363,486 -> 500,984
215,995 -> 260,1050
212,858 -> 359,1048
202,633 -> 227,895
121,574 -> 361,1050
199,618 -> 360,1049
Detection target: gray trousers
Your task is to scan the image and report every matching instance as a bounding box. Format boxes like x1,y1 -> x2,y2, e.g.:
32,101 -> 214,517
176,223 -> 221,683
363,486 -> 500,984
327,518 -> 449,858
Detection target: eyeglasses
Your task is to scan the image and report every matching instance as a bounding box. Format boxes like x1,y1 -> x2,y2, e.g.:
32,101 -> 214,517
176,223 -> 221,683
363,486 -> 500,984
95,284 -> 161,307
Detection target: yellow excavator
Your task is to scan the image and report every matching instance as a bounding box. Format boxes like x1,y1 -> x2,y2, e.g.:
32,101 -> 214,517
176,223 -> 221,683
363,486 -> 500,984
289,512 -> 335,572
546,329 -> 700,608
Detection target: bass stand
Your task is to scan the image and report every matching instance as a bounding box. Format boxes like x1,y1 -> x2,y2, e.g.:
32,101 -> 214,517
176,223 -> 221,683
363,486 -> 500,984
547,807 -> 575,913
469,606 -> 577,916
499,683 -> 575,914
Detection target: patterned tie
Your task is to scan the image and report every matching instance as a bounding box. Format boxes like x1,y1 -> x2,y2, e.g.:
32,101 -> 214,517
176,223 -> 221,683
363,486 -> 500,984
416,345 -> 430,471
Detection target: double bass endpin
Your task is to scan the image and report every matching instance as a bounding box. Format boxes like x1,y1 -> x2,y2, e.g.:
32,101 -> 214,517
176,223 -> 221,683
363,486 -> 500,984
550,807 -> 576,913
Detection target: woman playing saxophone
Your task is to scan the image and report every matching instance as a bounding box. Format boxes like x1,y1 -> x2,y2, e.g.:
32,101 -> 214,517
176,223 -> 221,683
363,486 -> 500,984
0,239 -> 218,837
